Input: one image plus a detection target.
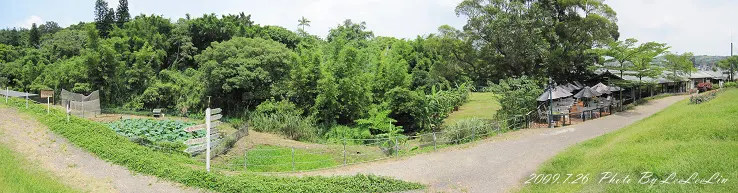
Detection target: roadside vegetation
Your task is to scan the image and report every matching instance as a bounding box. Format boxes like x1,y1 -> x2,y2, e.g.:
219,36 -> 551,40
2,98 -> 424,192
519,89 -> 738,192
0,142 -> 76,193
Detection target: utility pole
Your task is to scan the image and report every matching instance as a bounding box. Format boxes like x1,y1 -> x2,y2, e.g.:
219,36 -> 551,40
548,78 -> 554,128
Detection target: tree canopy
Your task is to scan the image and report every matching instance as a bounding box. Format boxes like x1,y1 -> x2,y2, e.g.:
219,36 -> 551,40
1,0 -> 710,138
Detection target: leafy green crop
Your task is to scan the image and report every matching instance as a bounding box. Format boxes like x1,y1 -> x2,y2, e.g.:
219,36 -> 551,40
107,119 -> 204,143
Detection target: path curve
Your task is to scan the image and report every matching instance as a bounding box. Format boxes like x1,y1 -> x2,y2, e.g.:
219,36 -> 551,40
0,107 -> 203,193
297,95 -> 689,192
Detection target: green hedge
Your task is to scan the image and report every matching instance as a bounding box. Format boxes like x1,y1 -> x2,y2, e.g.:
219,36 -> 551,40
1,98 -> 424,192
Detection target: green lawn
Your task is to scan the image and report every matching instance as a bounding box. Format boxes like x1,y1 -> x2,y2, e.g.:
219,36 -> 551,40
445,92 -> 500,125
0,142 -> 76,193
519,89 -> 738,192
222,145 -> 338,172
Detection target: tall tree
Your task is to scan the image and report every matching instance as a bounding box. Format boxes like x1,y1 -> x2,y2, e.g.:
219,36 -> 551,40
29,23 -> 40,48
536,0 -> 619,81
105,8 -> 116,32
718,56 -> 738,81
663,52 -> 696,82
627,43 -> 668,100
298,16 -> 311,31
94,0 -> 112,37
455,0 -> 619,84
116,0 -> 131,28
598,39 -> 666,104
196,37 -> 296,111
39,21 -> 61,35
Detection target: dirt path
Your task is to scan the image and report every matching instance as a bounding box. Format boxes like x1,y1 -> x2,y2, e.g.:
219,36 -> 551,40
0,108 -> 203,193
297,95 -> 689,193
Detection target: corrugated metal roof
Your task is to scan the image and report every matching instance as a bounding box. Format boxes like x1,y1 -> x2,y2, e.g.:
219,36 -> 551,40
595,69 -> 688,84
690,71 -> 714,79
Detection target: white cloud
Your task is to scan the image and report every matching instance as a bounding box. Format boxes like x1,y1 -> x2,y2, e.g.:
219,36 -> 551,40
129,0 -> 466,39
607,0 -> 738,55
16,15 -> 43,29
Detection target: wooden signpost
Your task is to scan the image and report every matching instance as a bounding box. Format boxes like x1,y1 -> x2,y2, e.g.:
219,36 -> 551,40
42,90 -> 53,114
184,133 -> 220,145
183,121 -> 221,132
183,108 -> 221,172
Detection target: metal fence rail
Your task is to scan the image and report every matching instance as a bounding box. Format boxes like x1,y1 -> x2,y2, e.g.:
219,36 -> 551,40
232,114 -> 539,173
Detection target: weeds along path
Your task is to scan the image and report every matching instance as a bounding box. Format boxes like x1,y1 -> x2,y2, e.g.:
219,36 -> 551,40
295,95 -> 689,193
0,108 -> 202,193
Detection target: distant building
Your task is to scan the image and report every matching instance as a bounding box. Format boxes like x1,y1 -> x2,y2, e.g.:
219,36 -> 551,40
689,70 -> 729,88
593,69 -> 690,94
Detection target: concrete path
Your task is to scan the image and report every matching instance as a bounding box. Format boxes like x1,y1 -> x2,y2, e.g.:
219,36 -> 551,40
299,95 -> 689,193
0,108 -> 204,193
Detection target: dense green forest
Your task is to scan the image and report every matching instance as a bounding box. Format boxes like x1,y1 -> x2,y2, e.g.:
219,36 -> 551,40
0,0 -> 624,139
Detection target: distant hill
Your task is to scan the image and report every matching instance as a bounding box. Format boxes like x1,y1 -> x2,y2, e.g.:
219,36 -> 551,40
648,55 -> 728,71
691,55 -> 728,71
603,55 -> 730,71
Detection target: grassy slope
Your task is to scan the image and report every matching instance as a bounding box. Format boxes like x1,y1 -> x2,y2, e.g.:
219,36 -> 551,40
0,100 -> 423,192
520,89 -> 738,192
0,142 -> 77,193
445,92 -> 500,124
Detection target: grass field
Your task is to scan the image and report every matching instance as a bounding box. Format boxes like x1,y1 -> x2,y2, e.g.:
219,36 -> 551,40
0,142 -> 76,193
519,89 -> 738,192
445,92 -> 500,124
213,138 -> 459,173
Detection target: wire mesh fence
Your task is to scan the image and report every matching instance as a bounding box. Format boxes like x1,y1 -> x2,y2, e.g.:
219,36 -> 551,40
62,89 -> 101,118
213,114 -> 540,173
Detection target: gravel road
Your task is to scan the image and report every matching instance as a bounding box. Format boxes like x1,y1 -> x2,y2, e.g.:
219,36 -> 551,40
297,95 -> 689,193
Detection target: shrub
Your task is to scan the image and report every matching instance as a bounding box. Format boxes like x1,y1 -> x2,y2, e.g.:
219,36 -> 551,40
248,99 -> 317,141
690,90 -> 721,104
725,82 -> 737,88
323,125 -> 373,144
250,113 -> 317,141
356,108 -> 403,135
697,82 -> 713,92
486,76 -> 542,120
419,83 -> 473,132
441,118 -> 495,144
253,98 -> 302,116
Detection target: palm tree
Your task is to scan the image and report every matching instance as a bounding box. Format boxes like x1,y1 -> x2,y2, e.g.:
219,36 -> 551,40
298,16 -> 311,31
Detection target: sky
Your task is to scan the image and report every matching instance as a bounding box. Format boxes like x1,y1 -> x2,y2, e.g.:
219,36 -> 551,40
1,0 -> 737,56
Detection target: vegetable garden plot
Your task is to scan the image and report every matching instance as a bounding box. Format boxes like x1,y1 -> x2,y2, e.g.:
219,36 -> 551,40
107,119 -> 207,151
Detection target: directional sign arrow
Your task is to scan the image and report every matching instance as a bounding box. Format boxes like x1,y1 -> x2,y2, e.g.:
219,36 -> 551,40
184,139 -> 222,153
210,108 -> 222,115
183,121 -> 221,132
209,114 -> 222,121
184,134 -> 220,145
